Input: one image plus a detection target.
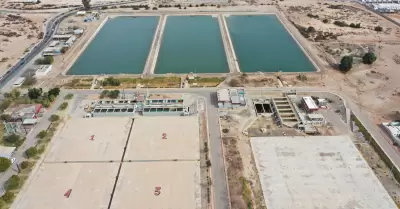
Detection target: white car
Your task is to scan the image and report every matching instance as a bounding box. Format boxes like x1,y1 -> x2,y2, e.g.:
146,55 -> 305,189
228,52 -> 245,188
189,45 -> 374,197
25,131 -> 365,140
11,158 -> 16,164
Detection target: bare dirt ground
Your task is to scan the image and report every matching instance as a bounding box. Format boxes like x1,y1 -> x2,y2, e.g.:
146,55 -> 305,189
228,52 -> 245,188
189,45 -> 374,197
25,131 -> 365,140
0,13 -> 50,76
387,13 -> 400,24
277,0 -> 400,121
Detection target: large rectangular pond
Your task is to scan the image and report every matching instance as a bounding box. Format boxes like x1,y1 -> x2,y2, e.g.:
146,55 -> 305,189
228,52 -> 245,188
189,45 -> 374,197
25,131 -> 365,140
226,15 -> 316,73
67,16 -> 159,75
155,16 -> 229,74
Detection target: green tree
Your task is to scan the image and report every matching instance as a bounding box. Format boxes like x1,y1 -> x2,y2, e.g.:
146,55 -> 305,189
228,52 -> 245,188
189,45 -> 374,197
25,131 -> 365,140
25,147 -> 38,158
48,87 -> 60,98
43,56 -> 54,64
0,199 -> 5,209
1,191 -> 14,203
3,134 -> 20,144
338,56 -> 353,73
108,90 -> 120,99
20,161 -> 31,169
37,130 -> 48,139
5,175 -> 20,190
49,114 -> 60,122
0,157 -> 11,172
362,52 -> 377,64
28,88 -> 42,100
58,102 -> 68,110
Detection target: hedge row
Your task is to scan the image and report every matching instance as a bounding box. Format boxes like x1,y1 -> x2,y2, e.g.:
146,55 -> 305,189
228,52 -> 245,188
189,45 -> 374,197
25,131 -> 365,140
352,115 -> 400,182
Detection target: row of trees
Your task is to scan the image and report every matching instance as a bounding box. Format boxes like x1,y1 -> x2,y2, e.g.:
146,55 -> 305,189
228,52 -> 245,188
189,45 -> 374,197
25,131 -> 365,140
339,52 -> 377,73
100,90 -> 120,99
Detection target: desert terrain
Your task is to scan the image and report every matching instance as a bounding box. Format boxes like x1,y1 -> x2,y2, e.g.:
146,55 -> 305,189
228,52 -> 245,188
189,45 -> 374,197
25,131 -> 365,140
0,13 -> 50,76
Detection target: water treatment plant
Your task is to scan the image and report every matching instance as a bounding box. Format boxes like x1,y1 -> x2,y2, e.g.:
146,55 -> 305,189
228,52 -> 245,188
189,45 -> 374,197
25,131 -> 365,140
64,14 -> 318,76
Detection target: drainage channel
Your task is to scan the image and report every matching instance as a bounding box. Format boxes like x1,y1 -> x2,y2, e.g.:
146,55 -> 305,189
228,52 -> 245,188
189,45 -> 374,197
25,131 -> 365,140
107,118 -> 135,209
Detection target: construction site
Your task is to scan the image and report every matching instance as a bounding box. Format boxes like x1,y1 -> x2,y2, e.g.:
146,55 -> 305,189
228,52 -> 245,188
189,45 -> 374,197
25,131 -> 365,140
11,93 -> 207,209
217,89 -> 400,208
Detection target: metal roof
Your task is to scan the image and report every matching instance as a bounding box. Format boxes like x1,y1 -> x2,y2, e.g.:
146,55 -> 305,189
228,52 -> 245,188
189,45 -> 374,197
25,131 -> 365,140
302,96 -> 318,110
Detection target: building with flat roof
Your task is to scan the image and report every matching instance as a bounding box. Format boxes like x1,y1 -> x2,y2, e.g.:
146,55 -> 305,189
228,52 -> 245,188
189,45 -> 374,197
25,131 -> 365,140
52,34 -> 73,40
12,77 -> 25,87
35,65 -> 52,77
0,146 -> 16,159
4,104 -> 43,121
302,96 -> 318,113
251,135 -> 398,209
217,88 -> 246,108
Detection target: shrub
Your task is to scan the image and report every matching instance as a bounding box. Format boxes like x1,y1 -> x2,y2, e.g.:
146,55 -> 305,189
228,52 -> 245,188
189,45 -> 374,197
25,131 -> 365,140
102,77 -> 120,86
20,161 -> 31,169
338,56 -> 353,73
64,93 -> 74,100
0,157 -> 11,172
37,130 -> 48,139
307,13 -> 319,18
58,102 -> 68,110
206,160 -> 212,167
5,175 -> 20,190
333,20 -> 348,27
374,26 -> 383,32
307,26 -> 316,33
25,147 -> 38,158
322,19 -> 329,23
362,52 -> 377,64
1,191 -> 14,203
49,114 -> 60,122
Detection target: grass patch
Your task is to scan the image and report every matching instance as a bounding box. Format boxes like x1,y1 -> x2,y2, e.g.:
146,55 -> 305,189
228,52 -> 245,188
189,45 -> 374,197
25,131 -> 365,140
63,79 -> 92,89
188,77 -> 225,87
239,177 -> 253,209
103,77 -> 181,89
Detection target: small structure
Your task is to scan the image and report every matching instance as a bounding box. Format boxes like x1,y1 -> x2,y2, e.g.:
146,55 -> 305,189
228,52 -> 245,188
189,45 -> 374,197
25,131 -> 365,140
35,65 -> 52,77
73,29 -> 84,35
306,113 -> 326,126
43,46 -> 62,56
382,121 -> 400,144
12,77 -> 25,87
64,35 -> 77,47
0,146 -> 16,160
76,11 -> 86,16
9,0 -> 38,3
217,89 -> 246,108
52,34 -> 73,41
301,96 -> 318,113
48,41 -> 59,47
317,98 -> 328,107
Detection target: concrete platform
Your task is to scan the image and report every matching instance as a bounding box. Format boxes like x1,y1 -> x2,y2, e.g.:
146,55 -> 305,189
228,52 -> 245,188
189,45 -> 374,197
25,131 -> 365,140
125,116 -> 199,160
45,117 -> 132,162
111,161 -> 201,209
12,163 -> 118,209
251,135 -> 398,209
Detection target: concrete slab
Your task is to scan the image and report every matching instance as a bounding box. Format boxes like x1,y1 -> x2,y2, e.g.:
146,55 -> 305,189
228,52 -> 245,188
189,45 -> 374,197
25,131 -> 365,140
13,163 -> 118,209
125,116 -> 199,160
251,135 -> 398,209
45,117 -> 132,162
111,161 -> 201,209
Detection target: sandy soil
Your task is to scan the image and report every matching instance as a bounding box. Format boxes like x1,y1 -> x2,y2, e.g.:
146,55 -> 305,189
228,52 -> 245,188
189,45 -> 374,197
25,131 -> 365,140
387,13 -> 400,24
0,13 -> 50,76
273,1 -> 400,122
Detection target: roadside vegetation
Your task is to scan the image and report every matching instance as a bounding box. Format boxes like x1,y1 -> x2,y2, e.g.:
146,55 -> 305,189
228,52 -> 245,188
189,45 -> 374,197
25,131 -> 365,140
98,77 -> 181,89
63,78 -> 93,89
186,77 -> 225,87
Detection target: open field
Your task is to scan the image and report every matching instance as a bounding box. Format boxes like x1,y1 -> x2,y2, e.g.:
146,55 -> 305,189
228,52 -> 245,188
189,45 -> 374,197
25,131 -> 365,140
112,161 -> 201,209
45,117 -> 132,162
126,116 -> 200,161
251,135 -> 398,209
12,163 -> 118,209
0,13 -> 50,76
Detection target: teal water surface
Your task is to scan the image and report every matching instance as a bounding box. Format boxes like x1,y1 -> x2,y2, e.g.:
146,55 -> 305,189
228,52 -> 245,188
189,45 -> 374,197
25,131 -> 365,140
155,16 -> 229,74
67,16 -> 159,75
226,15 -> 315,72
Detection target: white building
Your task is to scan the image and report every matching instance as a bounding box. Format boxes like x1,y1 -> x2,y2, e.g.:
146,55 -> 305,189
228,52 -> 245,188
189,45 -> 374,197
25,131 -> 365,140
73,29 -> 84,35
0,146 -> 16,160
35,65 -> 52,77
306,114 -> 326,126
64,35 -> 77,47
76,11 -> 86,16
12,77 -> 25,87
